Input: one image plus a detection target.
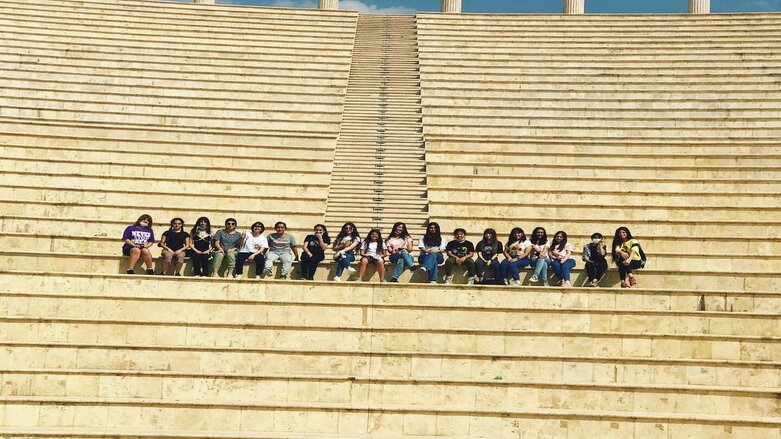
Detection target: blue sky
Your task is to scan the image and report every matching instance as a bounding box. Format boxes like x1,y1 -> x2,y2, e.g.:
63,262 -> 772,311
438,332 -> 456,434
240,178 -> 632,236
203,0 -> 781,14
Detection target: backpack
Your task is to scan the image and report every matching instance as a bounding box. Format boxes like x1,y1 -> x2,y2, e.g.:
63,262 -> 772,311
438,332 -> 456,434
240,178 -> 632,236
637,243 -> 647,269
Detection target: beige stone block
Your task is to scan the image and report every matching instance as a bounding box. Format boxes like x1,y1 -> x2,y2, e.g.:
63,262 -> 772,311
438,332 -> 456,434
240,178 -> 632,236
560,313 -> 590,332
588,292 -> 616,309
652,339 -> 682,358
588,314 -> 614,332
441,358 -> 473,379
740,342 -> 773,361
1,373 -> 31,396
38,405 -> 75,427
369,356 -> 410,377
141,406 -> 174,430
337,411 -> 368,434
107,406 -> 142,429
436,413 -> 471,436
617,364 -> 654,385
560,291 -> 588,309
273,410 -> 308,432
172,407 -> 209,430
711,341 -> 741,360
368,412 -> 404,435
45,348 -> 78,369
239,408 -> 274,431
306,410 -> 338,433
633,422 -> 669,439
30,374 -> 67,396
562,361 -> 593,382
73,405 -> 108,428
667,423 -> 703,438
681,340 -> 712,359
475,384 -> 506,407
287,380 -> 319,402
411,357 -> 442,378
256,380 -> 289,402
403,413 -> 437,435
592,363 -> 618,383
207,408 -> 239,430
445,333 -> 477,353
470,415 -> 503,438
622,338 -> 652,357
4,404 -> 39,427
506,387 -> 538,409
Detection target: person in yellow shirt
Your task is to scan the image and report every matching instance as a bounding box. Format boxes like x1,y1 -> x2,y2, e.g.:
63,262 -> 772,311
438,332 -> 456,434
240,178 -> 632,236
611,227 -> 642,288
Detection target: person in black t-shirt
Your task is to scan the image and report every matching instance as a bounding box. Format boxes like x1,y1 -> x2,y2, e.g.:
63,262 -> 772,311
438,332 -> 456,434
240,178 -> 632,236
300,224 -> 331,280
443,228 -> 476,285
160,217 -> 190,276
475,228 -> 504,284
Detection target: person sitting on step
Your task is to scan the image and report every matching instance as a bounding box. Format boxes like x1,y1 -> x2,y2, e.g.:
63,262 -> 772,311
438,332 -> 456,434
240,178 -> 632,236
332,222 -> 361,282
612,227 -> 643,288
549,230 -> 576,288
188,217 -> 212,278
418,222 -> 446,284
582,232 -> 608,287
211,218 -> 242,278
159,217 -> 190,276
475,228 -> 503,285
500,227 -> 533,287
443,228 -> 476,285
122,214 -> 156,275
528,226 -> 551,286
358,228 -> 387,282
385,221 -> 415,283
263,221 -> 298,279
235,221 -> 268,279
300,224 -> 331,281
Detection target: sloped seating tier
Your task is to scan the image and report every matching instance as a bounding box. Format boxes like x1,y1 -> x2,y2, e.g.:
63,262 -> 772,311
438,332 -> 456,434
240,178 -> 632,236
416,12 -> 781,293
0,273 -> 779,437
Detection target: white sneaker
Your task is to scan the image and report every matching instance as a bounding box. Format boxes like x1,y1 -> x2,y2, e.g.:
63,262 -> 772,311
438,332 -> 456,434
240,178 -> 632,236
333,276 -> 342,282
513,279 -> 522,287
467,277 -> 475,285
419,266 -> 427,273
346,266 -> 357,274
234,274 -> 242,279
255,275 -> 261,280
529,274 -> 539,283
444,275 -> 454,284
503,279 -> 510,286
263,268 -> 272,277
429,280 -> 437,284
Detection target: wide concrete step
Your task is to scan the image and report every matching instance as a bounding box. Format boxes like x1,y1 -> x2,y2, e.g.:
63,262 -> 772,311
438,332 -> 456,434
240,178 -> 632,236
2,369 -> 777,419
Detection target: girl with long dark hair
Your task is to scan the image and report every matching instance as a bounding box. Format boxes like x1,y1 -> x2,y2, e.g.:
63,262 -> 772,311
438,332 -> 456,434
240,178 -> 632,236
332,222 -> 360,281
475,228 -> 503,284
386,222 -> 414,282
358,229 -> 387,282
418,222 -> 445,283
300,224 -> 331,280
160,217 -> 190,276
612,227 -> 642,288
549,230 -> 576,288
528,226 -> 550,286
500,227 -> 532,286
188,216 -> 212,277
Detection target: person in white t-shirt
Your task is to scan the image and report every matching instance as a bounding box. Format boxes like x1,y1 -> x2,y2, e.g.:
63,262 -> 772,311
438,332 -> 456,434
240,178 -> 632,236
500,227 -> 533,286
528,226 -> 551,286
358,229 -> 387,282
549,230 -> 576,288
235,221 -> 268,279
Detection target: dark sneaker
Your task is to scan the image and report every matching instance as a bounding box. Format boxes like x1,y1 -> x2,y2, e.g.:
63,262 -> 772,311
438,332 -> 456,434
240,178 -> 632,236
126,269 -> 134,275
146,269 -> 155,275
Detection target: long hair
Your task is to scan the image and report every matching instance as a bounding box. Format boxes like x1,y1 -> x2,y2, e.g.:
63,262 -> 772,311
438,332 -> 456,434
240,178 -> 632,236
423,222 -> 442,247
530,226 -> 547,246
313,224 -> 331,245
506,227 -> 526,247
482,228 -> 497,246
133,214 -> 153,229
551,230 -> 568,252
191,216 -> 211,237
387,221 -> 410,240
612,226 -> 634,266
363,228 -> 384,253
336,222 -> 360,242
168,217 -> 184,231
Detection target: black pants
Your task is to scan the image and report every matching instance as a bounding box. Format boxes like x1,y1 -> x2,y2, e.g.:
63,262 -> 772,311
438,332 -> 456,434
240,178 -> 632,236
585,259 -> 608,281
618,260 -> 642,280
300,253 -> 324,280
236,252 -> 265,276
191,253 -> 210,276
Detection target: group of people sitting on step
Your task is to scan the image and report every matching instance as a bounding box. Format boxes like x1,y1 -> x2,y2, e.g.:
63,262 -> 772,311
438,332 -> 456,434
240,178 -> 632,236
122,215 -> 646,288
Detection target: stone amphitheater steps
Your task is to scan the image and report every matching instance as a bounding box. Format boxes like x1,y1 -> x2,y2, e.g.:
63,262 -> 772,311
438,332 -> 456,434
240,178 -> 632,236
0,273 -> 779,436
324,14 -> 428,235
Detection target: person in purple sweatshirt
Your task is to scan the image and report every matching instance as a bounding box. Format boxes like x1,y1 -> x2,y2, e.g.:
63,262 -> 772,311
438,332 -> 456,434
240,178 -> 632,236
122,214 -> 156,275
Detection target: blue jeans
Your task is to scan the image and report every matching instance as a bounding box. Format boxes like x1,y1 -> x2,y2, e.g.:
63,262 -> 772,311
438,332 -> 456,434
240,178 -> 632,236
532,258 -> 550,284
550,259 -> 576,282
334,252 -> 355,276
501,257 -> 532,280
419,253 -> 444,282
475,258 -> 501,279
390,250 -> 414,280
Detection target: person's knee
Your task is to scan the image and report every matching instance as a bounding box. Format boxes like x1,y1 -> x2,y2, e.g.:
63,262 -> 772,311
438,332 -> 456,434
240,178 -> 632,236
129,247 -> 141,256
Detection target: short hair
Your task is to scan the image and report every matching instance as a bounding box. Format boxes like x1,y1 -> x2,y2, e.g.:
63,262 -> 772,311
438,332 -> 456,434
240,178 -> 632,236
453,228 -> 466,235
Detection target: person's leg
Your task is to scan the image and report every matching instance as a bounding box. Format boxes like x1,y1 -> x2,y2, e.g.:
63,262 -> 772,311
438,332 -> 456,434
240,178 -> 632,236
161,249 -> 173,275
430,254 -> 443,282
475,259 -> 485,279
191,253 -> 202,276
392,257 -> 405,280
444,257 -> 456,277
358,256 -> 369,279
561,259 -> 576,285
307,255 -> 322,280
627,260 -> 641,286
263,252 -> 280,277
253,254 -> 266,278
585,262 -> 596,281
375,258 -> 385,280
140,248 -> 154,272
299,253 -> 312,279
173,252 -> 185,275
279,252 -> 293,277
549,259 -> 562,284
198,254 -> 210,276
224,251 -> 237,278
235,252 -> 250,276
489,259 -> 502,281
211,251 -> 225,277
463,258 -> 476,278
595,260 -> 608,282
127,247 -> 141,272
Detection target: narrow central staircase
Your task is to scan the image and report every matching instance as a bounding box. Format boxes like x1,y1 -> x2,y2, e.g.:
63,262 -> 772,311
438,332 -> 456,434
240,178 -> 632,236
326,14 -> 428,236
